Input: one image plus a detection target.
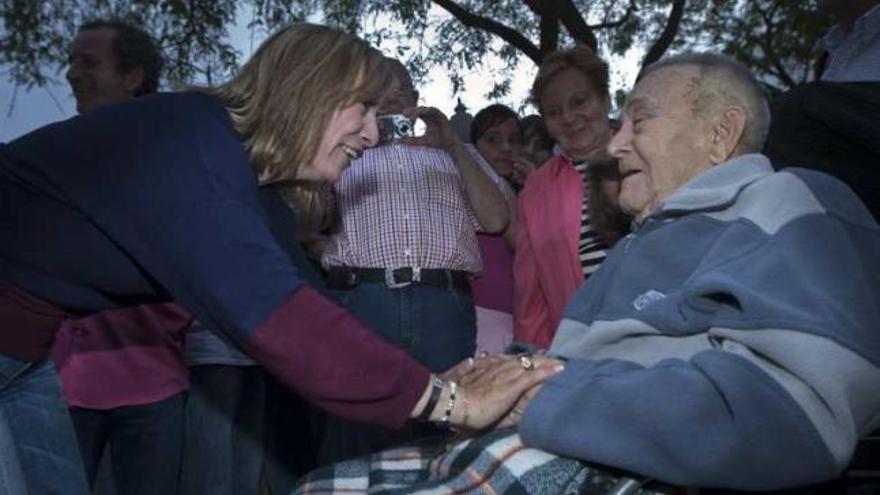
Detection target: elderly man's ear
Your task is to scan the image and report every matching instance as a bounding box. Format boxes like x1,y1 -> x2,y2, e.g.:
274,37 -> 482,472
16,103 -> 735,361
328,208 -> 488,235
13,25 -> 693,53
707,106 -> 747,165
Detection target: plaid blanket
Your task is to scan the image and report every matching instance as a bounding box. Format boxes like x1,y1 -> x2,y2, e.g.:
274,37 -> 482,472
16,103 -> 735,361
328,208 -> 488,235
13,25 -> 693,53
294,427 -> 671,494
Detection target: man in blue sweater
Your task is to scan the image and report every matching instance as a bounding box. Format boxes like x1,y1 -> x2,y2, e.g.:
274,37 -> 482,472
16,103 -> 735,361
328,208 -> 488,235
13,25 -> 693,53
297,53 -> 880,493
518,52 -> 880,490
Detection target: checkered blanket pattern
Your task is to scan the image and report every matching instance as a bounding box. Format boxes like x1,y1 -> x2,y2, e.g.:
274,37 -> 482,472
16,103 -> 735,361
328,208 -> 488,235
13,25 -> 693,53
293,427 -> 667,494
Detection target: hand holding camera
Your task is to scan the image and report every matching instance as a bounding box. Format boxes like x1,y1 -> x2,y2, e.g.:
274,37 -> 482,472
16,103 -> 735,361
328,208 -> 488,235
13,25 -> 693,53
378,106 -> 459,151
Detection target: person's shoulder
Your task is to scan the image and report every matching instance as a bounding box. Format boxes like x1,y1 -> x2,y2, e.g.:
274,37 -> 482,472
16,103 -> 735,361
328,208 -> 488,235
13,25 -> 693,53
44,92 -> 228,138
137,91 -> 218,107
165,91 -> 226,113
132,92 -> 228,123
395,143 -> 449,158
771,167 -> 878,229
359,143 -> 449,165
733,163 -> 876,233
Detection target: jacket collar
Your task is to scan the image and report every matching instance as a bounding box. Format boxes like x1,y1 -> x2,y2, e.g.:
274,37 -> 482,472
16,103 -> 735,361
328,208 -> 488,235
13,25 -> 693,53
655,153 -> 774,217
819,3 -> 880,52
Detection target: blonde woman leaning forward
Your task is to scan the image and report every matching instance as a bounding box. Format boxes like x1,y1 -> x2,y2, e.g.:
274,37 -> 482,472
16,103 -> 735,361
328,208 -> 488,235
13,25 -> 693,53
0,23 -> 560,495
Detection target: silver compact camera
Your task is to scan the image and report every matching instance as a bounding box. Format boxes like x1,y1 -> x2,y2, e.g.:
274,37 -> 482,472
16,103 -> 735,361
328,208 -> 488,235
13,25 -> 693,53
378,114 -> 414,144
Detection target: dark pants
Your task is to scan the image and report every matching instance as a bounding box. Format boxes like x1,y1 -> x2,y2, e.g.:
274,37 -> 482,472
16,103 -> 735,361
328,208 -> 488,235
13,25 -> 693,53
317,281 -> 477,464
262,376 -> 323,495
69,391 -> 185,495
179,365 -> 265,495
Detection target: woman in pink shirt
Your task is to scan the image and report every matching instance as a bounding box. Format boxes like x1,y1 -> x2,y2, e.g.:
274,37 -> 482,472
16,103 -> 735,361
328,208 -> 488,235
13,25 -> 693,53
514,46 -> 628,348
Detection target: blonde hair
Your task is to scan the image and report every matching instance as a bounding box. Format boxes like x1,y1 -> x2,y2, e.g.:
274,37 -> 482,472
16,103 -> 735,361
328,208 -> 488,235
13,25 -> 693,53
203,23 -> 391,244
207,23 -> 390,183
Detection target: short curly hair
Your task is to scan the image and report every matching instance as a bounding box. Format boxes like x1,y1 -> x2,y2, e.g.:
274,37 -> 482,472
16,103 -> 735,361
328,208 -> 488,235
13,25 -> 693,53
79,19 -> 164,96
531,45 -> 610,112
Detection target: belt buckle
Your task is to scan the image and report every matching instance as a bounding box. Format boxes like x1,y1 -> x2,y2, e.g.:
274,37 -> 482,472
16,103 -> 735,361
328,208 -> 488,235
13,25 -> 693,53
385,267 -> 420,289
344,270 -> 358,289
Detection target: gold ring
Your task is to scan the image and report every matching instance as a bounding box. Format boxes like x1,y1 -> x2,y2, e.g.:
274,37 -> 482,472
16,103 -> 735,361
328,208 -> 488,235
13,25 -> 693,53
518,354 -> 535,371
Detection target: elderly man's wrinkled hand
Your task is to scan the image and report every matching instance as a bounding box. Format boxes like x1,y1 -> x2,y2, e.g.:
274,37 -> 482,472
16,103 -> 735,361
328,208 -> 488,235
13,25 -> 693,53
495,355 -> 564,428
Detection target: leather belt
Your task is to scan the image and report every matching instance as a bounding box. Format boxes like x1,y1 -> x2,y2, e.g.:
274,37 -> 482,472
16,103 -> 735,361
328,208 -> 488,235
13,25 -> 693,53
326,266 -> 470,291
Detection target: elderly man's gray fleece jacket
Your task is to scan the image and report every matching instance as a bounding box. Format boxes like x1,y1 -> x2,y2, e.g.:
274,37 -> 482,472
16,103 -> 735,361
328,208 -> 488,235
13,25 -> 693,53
519,154 -> 880,490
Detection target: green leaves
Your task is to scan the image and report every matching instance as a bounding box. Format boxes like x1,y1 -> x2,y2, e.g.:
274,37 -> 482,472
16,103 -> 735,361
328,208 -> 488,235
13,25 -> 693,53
0,0 -> 833,105
685,0 -> 831,89
1,0 -> 241,89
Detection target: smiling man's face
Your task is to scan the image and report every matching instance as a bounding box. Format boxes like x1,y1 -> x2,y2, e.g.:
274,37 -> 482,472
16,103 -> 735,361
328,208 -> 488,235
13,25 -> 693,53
607,65 -> 715,221
66,28 -> 140,113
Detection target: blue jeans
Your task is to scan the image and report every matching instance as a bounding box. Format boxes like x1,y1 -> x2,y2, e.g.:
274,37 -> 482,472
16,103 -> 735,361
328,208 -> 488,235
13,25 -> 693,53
317,281 -> 476,463
69,392 -> 185,495
179,365 -> 265,495
332,281 -> 476,372
0,355 -> 89,495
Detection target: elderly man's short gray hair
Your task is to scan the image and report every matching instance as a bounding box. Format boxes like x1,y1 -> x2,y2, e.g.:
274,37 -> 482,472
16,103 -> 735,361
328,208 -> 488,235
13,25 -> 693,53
641,53 -> 771,154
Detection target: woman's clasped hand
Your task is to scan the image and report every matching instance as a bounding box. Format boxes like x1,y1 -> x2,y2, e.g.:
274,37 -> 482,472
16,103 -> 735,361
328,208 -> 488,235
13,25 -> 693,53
416,353 -> 564,432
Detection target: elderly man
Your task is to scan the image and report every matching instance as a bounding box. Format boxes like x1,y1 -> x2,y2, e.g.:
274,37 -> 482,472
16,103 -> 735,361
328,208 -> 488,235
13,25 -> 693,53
521,51 -> 880,491
296,53 -> 880,494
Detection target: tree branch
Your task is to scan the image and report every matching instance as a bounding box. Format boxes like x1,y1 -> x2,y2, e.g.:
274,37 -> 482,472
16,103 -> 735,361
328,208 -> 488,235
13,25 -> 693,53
539,7 -> 559,58
754,2 -> 796,87
588,0 -> 637,30
6,83 -> 19,118
431,0 -> 543,63
518,0 -> 557,60
523,0 -> 547,16
640,0 -> 686,73
552,0 -> 598,51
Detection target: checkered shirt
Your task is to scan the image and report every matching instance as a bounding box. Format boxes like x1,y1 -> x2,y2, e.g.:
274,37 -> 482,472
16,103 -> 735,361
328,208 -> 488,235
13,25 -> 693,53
322,143 -> 501,274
